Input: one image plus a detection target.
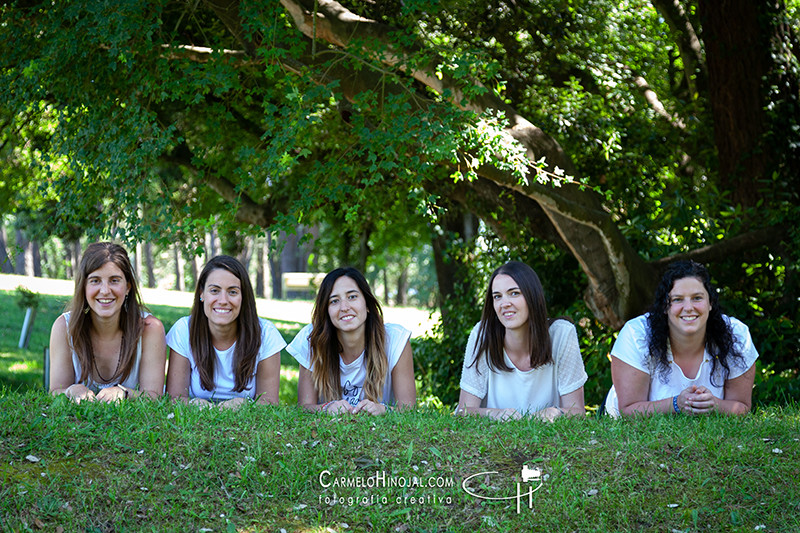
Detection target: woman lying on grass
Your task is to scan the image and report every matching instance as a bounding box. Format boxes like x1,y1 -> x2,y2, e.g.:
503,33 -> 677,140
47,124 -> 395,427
49,242 -> 166,402
457,261 -> 587,421
606,260 -> 759,417
287,267 -> 416,415
165,255 -> 286,408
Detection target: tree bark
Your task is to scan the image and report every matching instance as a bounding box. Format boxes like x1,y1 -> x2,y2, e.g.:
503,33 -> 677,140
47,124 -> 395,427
144,242 -> 156,289
32,240 -> 41,277
0,224 -> 14,274
255,237 -> 268,298
174,244 -> 185,291
396,264 -> 409,306
697,0 -> 771,207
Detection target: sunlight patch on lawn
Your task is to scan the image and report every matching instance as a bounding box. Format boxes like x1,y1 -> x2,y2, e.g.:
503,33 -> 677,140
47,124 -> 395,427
8,362 -> 31,373
281,367 -> 299,381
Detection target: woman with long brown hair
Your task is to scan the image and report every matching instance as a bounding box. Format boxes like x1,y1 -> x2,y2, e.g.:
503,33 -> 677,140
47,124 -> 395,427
457,261 -> 587,421
287,267 -> 416,415
49,242 -> 166,401
165,255 -> 285,407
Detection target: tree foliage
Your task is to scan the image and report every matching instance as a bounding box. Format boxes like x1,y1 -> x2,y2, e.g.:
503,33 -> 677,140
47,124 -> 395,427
1,1 -> 798,351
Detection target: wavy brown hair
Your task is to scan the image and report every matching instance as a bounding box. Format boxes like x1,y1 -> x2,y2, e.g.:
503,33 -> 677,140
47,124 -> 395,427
68,242 -> 144,384
470,261 -> 554,373
189,255 -> 262,392
308,267 -> 387,402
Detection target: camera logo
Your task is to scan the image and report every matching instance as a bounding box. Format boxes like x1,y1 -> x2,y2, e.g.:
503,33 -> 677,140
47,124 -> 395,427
462,465 -> 543,513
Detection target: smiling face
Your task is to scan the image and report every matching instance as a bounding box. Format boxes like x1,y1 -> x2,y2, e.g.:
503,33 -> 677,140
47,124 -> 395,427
201,268 -> 242,330
327,275 -> 368,335
84,261 -> 131,320
667,276 -> 711,340
492,273 -> 530,331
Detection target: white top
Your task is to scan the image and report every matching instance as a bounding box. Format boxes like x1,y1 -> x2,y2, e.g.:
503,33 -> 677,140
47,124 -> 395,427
64,311 -> 145,392
166,316 -> 286,401
605,313 -> 759,416
287,322 -> 411,406
459,319 -> 588,413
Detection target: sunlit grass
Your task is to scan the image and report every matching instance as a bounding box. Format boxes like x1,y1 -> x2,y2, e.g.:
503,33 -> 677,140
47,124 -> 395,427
0,391 -> 797,532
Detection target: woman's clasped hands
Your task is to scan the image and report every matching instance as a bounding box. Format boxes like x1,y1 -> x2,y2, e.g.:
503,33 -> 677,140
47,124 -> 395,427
321,399 -> 390,415
676,385 -> 718,415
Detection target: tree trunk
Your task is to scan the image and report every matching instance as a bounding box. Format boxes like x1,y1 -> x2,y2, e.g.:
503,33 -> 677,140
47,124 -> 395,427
396,264 -> 409,306
255,237 -> 267,298
431,205 -> 480,327
32,241 -> 42,277
189,254 -> 200,291
15,229 -> 27,274
134,242 -> 143,283
357,225 -> 372,274
73,240 -> 82,278
0,224 -> 14,274
174,244 -> 185,291
206,228 -> 219,260
144,242 -> 156,289
697,0 -> 771,207
238,234 -> 253,273
383,268 -> 389,304
269,239 -> 283,299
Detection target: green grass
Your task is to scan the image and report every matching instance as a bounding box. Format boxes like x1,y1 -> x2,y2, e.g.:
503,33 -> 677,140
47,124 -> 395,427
0,392 -> 798,532
2,290 -> 799,531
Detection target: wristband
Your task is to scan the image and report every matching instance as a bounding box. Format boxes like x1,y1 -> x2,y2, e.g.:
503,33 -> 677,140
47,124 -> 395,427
117,385 -> 129,399
321,401 -> 334,412
381,403 -> 394,413
673,395 -> 681,414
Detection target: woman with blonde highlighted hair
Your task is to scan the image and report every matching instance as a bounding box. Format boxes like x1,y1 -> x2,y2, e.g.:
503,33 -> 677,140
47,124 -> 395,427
287,267 -> 416,415
49,242 -> 166,402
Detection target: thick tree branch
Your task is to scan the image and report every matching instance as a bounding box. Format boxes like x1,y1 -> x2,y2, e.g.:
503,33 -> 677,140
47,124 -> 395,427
278,0 -> 656,327
652,227 -> 788,267
163,141 -> 277,228
632,75 -> 687,130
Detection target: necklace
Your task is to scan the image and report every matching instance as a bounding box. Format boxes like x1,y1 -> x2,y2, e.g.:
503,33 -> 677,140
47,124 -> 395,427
92,334 -> 124,383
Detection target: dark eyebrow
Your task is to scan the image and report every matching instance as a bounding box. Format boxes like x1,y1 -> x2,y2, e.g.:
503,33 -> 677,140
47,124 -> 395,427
207,283 -> 239,290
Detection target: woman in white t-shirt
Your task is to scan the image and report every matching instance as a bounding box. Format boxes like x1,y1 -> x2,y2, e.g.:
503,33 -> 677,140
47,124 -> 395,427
166,255 -> 286,407
287,267 -> 416,415
49,242 -> 166,402
457,261 -> 587,421
607,260 -> 758,417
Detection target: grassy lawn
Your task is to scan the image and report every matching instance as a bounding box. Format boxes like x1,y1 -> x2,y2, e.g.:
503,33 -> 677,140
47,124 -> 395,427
1,392 -> 797,532
2,289 -> 799,532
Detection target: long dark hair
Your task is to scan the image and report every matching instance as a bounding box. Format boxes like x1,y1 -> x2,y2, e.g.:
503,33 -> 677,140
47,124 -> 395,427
470,261 -> 553,372
189,255 -> 262,392
647,260 -> 742,385
308,267 -> 387,402
68,242 -> 144,384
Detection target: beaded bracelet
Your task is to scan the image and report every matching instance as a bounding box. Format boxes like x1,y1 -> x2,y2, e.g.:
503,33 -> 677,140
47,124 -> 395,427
381,403 -> 394,413
673,395 -> 681,414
